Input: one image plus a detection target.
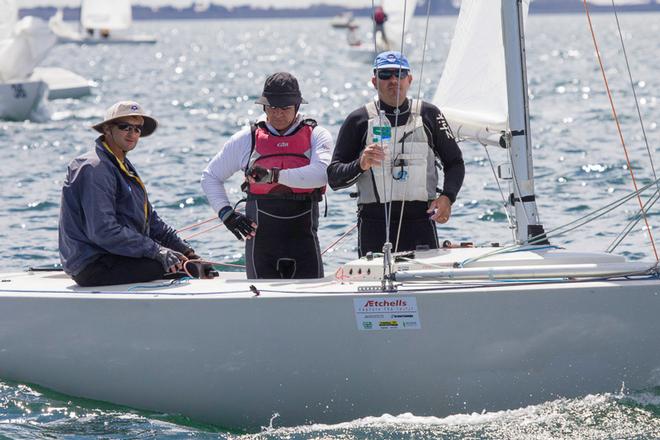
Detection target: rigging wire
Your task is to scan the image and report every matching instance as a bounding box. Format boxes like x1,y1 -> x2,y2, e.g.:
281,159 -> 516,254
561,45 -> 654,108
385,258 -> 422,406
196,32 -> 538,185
321,223 -> 358,256
393,0 -> 434,253
372,0 -> 392,252
605,0 -> 660,253
368,0 -> 410,280
582,0 -> 659,261
607,189 -> 660,253
459,177 -> 660,268
610,0 -> 659,192
383,0 -> 409,243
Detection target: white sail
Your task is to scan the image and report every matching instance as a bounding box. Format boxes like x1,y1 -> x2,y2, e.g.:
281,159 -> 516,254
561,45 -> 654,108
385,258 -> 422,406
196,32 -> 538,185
0,16 -> 56,82
0,0 -> 18,40
81,0 -> 132,31
433,0 -> 529,146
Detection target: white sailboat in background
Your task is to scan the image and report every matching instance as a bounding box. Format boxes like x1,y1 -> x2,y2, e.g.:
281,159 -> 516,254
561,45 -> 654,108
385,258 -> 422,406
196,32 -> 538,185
50,0 -> 156,45
0,0 -> 52,121
0,0 -> 91,110
29,66 -> 93,100
346,0 -> 417,62
375,0 -> 416,52
193,0 -> 211,13
0,0 -> 659,431
330,11 -> 356,29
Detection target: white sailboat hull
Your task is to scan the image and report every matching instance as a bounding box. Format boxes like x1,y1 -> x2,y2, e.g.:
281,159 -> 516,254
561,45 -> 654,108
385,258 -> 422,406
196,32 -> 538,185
0,248 -> 658,430
49,12 -> 156,45
55,33 -> 156,45
0,79 -> 47,120
30,67 -> 92,99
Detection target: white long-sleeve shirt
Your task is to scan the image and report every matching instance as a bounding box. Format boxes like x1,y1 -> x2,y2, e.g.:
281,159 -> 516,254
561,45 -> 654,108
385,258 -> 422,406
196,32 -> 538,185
201,114 -> 334,213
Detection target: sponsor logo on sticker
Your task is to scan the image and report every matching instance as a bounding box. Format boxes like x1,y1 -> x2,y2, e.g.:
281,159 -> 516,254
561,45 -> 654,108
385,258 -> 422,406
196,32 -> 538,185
379,320 -> 399,328
363,322 -> 373,329
363,299 -> 407,308
393,314 -> 413,318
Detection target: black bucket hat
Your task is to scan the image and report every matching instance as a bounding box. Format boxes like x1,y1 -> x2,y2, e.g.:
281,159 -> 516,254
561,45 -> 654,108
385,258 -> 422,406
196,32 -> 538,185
255,72 -> 308,107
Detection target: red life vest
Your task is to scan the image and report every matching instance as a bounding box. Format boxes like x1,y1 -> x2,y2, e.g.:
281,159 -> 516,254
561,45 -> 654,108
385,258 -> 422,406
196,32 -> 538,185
245,119 -> 325,200
374,7 -> 386,24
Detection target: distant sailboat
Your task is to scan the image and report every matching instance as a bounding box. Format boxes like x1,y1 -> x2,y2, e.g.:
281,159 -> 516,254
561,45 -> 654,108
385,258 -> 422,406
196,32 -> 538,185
375,0 -> 416,52
0,2 -> 52,121
29,66 -> 93,100
50,0 -> 156,45
193,0 -> 211,13
0,0 -> 91,105
346,0 -> 416,62
330,11 -> 356,29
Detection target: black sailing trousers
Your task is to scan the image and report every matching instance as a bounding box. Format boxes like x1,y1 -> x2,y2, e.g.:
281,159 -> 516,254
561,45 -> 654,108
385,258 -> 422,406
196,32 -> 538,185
245,199 -> 324,279
73,254 -> 165,287
357,201 -> 440,257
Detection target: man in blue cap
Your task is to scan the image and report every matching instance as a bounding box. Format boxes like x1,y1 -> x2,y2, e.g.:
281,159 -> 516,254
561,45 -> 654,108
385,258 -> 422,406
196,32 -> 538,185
328,51 -> 465,256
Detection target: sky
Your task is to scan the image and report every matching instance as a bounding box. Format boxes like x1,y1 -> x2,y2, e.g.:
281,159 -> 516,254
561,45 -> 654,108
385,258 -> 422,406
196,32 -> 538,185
16,0 -> 374,8
16,0 -> 658,9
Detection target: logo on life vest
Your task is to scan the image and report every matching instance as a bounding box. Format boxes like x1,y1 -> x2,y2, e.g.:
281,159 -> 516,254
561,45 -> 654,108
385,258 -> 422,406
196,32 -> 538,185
276,142 -> 289,147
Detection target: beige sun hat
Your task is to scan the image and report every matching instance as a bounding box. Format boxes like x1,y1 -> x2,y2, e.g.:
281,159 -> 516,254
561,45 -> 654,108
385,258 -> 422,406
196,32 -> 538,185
92,101 -> 158,137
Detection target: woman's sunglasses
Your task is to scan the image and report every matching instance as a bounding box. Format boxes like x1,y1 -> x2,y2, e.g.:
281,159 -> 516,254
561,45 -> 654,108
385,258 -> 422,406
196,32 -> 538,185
376,69 -> 409,81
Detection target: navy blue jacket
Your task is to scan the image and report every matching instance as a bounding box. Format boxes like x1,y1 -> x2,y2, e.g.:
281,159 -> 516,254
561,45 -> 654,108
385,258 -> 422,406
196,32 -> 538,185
58,137 -> 190,276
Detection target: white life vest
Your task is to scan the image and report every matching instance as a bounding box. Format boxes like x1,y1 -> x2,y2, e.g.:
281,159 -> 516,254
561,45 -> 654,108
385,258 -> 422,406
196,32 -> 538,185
357,100 -> 437,204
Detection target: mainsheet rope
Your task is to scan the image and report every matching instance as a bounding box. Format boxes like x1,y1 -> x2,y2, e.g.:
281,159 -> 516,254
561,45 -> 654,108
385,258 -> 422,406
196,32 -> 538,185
176,218 -> 359,269
582,0 -> 659,261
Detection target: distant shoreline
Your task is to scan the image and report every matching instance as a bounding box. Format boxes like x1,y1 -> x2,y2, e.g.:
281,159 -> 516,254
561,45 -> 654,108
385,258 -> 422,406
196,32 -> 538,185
19,2 -> 660,22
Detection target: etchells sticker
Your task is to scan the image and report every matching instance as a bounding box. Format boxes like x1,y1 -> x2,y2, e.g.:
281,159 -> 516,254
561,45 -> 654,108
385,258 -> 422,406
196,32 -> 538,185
353,297 -> 421,331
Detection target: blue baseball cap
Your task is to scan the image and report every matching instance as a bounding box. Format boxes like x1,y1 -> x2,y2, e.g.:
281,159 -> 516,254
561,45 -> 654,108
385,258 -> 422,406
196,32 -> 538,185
373,51 -> 411,71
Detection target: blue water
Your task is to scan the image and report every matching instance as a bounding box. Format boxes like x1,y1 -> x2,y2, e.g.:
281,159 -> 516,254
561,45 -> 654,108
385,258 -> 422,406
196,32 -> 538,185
0,12 -> 659,439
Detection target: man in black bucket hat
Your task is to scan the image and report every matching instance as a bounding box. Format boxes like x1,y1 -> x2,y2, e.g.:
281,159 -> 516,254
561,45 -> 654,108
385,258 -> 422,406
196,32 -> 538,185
202,72 -> 333,279
59,101 -> 200,286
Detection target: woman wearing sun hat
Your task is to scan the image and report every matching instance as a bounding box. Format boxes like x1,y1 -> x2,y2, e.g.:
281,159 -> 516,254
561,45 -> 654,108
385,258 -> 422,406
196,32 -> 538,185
58,100 -> 199,286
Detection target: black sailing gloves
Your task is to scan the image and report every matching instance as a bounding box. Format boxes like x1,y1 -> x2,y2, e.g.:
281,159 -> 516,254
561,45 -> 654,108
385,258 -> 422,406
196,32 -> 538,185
247,166 -> 280,184
155,247 -> 185,272
219,206 -> 257,240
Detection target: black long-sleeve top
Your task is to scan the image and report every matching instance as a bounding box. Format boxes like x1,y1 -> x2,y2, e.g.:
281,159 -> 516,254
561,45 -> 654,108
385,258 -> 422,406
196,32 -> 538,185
328,98 -> 465,213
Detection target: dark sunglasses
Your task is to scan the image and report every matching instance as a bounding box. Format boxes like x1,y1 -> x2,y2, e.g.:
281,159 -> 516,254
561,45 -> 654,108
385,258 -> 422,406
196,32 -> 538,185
265,105 -> 295,111
114,122 -> 143,134
376,69 -> 409,80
